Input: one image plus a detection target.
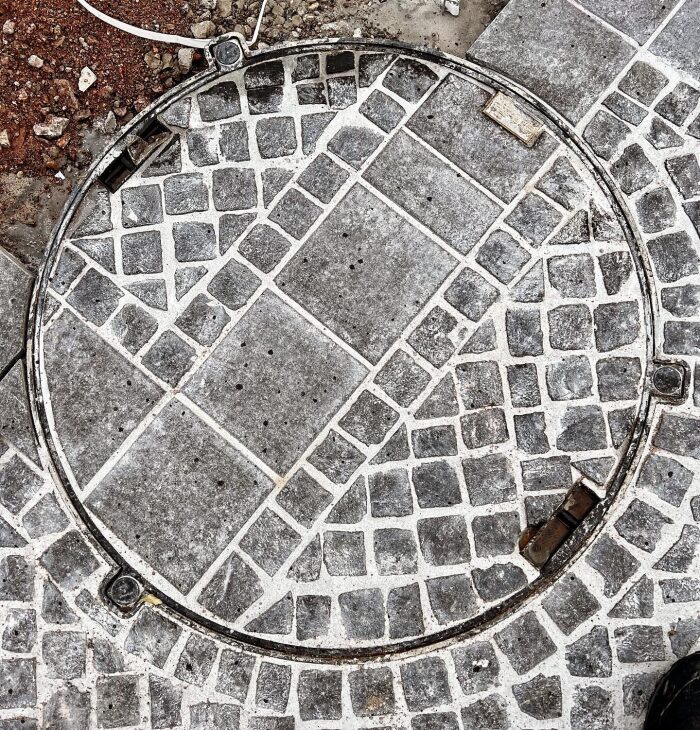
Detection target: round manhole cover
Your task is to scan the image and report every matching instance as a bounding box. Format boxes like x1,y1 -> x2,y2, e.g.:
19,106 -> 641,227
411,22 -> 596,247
32,41 -> 652,657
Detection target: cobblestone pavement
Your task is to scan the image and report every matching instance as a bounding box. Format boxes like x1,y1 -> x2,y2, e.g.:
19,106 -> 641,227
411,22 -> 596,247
0,1 -> 698,726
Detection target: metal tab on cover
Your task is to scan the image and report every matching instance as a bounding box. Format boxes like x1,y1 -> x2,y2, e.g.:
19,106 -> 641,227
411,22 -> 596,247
483,91 -> 545,147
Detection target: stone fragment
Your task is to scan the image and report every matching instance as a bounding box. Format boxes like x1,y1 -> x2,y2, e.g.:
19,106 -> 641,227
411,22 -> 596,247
566,626 -> 612,677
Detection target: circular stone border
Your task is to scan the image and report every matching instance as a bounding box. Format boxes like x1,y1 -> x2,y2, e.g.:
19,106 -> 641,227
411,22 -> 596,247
27,37 -> 657,661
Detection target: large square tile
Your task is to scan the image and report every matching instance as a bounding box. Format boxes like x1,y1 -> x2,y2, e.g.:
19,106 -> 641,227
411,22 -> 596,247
407,75 -> 558,201
276,185 -> 457,364
184,291 -> 368,474
44,311 -> 163,485
469,0 -> 635,123
86,400 -> 274,593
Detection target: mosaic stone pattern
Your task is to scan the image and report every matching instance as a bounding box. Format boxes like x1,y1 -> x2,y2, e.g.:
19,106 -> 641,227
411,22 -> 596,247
0,5 -> 698,725
36,48 -> 649,653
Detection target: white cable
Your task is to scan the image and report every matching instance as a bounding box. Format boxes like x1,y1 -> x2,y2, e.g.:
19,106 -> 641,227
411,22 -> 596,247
76,0 -> 209,48
250,0 -> 268,47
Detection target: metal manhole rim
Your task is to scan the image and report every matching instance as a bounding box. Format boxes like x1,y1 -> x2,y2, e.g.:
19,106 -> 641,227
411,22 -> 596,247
27,36 -> 657,663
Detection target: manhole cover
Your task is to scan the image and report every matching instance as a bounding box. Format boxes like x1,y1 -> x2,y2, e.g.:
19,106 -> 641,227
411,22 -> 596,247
31,41 -> 652,657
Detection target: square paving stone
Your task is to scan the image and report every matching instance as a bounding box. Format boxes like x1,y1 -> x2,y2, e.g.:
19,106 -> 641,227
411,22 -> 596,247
650,0 -> 700,83
0,456 -> 42,515
412,712 -> 460,730
198,81 -> 241,121
298,153 -> 349,204
323,530 -> 366,576
369,467 -> 413,517
556,405 -> 608,451
583,110 -> 630,161
615,625 -> 666,662
297,82 -> 326,105
163,173 -> 209,215
452,641 -> 501,695
339,588 -> 385,639
507,363 -> 541,407
278,185 -> 456,364
0,556 -> 34,602
596,357 -> 642,401
473,562 -> 528,601
505,193 -> 562,245
514,412 -> 550,454
610,144 -> 656,194
248,86 -> 283,115
400,657 -> 452,711
121,230 -> 163,275
388,583 -> 424,639
418,516 -> 470,565
469,0 -> 635,123
521,455 -> 573,491
373,528 -> 418,575
546,355 -> 593,401
577,0 -> 678,43
185,291 -> 367,474
375,349 -> 431,407
67,268 -> 123,326
206,263 -> 258,315
256,117 -> 297,159
548,304 -> 593,351
638,453 -> 693,507
445,268 -> 500,322
636,186 -> 676,233
238,225 -> 291,274
494,611 -> 557,675
426,574 -> 478,624
42,631 -> 86,679
594,301 -> 641,351
460,408 -> 509,449
219,120 -> 250,162
173,221 -> 217,262
44,310 -> 163,484
411,460 -> 462,508
614,498 -> 672,552
618,62 -> 668,106
383,57 -> 438,101
308,429 -> 367,484
276,468 -> 333,528
408,306 -> 459,366
339,391 -> 398,446
476,230 -> 531,283
175,293 -> 230,346
142,330 -> 196,386
408,74 -> 558,200
585,534 -> 640,597
349,667 -> 395,717
411,425 -> 458,458
455,360 -> 503,409
215,651 -> 255,701
86,400 -> 273,593
150,676 -> 182,729
656,82 -> 700,125
297,670 -> 342,721
547,254 -> 596,299
240,509 -> 301,576
542,575 -> 601,635
49,247 -> 84,295
327,76 -> 357,109
187,128 -> 219,167
96,675 -> 139,728
121,184 -> 163,228
360,89 -> 405,132
175,634 -> 217,686
506,309 -> 543,357
472,511 -> 521,557
268,188 -> 322,239
255,663 -> 291,712
212,168 -> 257,211
666,154 -> 700,199
365,131 -> 502,254
296,594 -> 331,640
462,453 -> 517,505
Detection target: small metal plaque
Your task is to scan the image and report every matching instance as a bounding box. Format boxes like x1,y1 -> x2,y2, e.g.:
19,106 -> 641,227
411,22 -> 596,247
483,91 -> 545,147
